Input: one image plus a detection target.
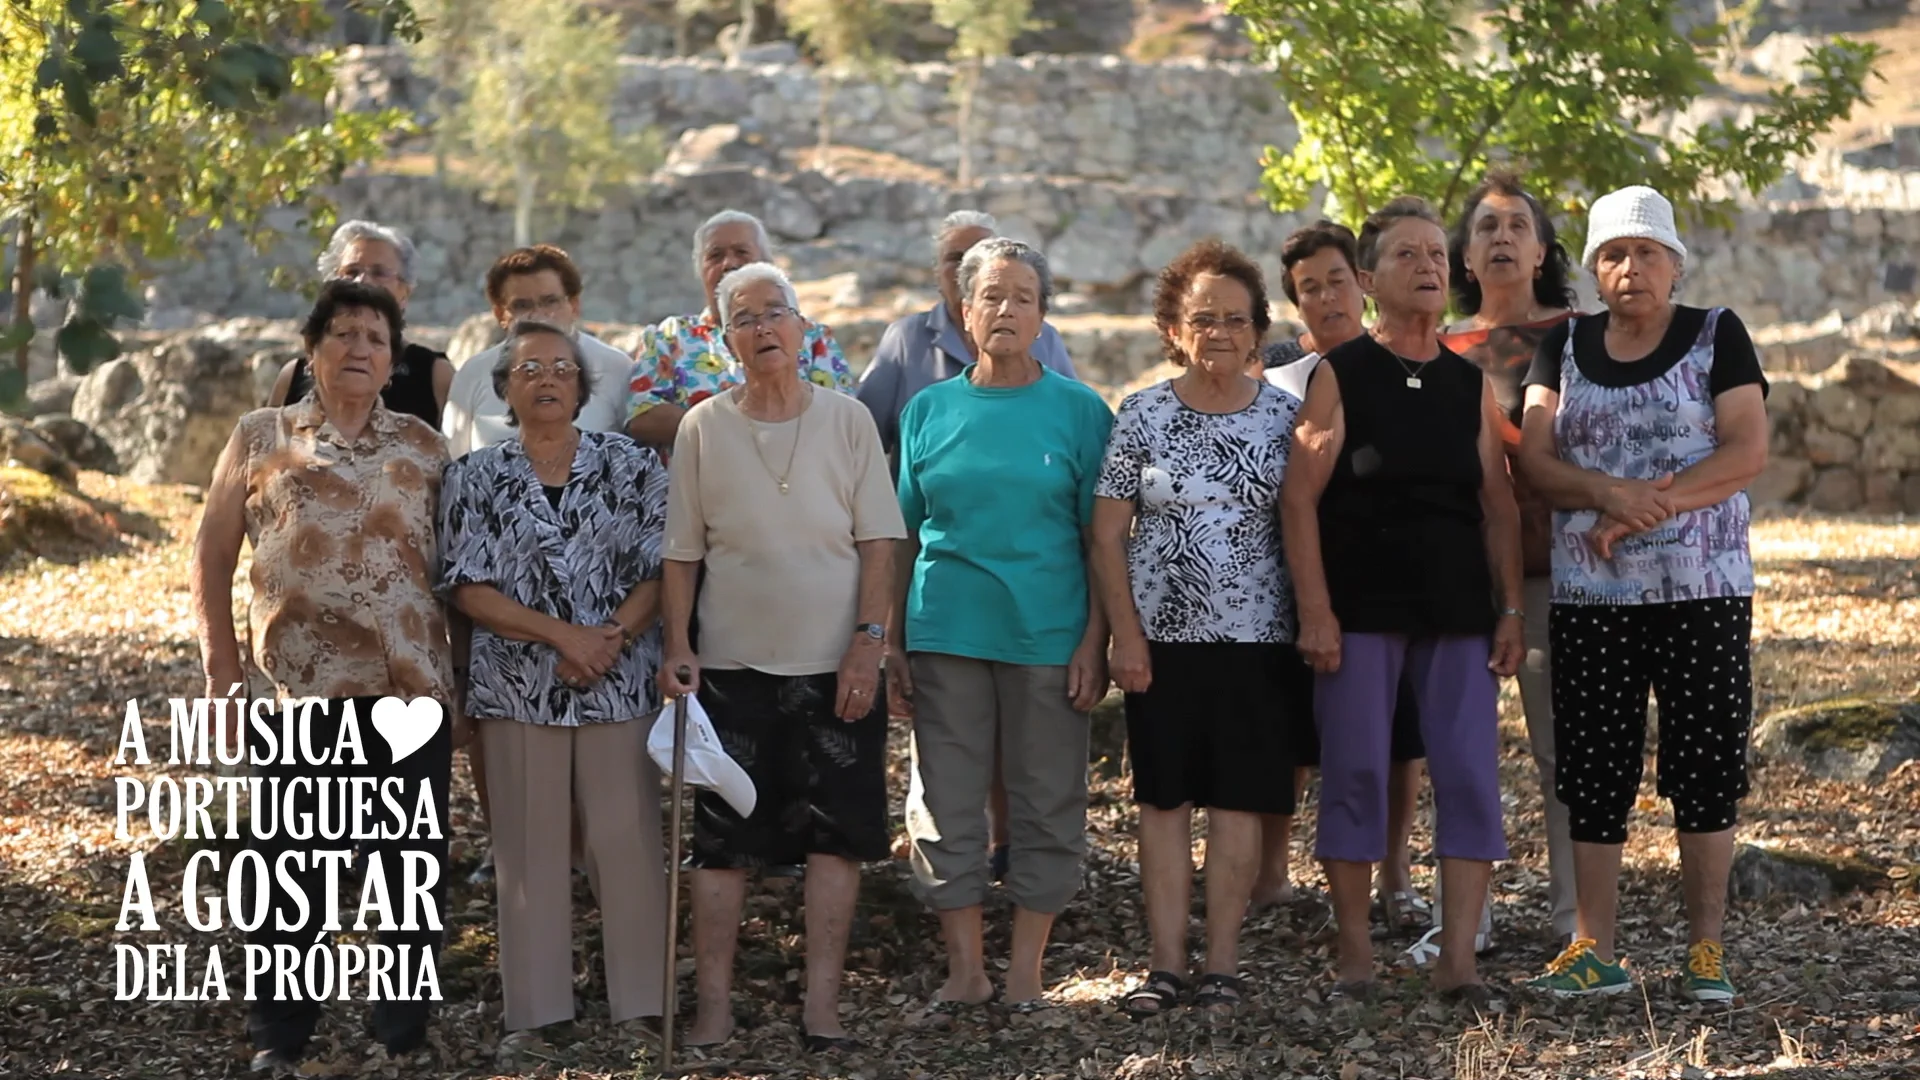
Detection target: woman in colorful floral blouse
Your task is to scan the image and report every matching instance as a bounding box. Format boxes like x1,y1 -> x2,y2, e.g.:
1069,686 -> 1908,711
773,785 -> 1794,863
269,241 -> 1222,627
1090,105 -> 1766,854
192,280 -> 453,1078
624,209 -> 852,450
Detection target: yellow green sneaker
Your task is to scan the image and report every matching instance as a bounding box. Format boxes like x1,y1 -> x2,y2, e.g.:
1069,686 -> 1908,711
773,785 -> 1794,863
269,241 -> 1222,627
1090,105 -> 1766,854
1528,938 -> 1632,997
1682,940 -> 1736,1003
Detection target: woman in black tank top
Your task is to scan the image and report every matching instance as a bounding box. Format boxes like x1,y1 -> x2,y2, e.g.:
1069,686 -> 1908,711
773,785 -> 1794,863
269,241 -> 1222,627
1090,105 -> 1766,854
1279,197 -> 1525,1002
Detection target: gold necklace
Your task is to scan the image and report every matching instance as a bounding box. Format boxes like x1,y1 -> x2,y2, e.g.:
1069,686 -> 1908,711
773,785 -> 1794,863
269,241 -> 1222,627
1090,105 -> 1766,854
738,388 -> 807,495
526,433 -> 579,473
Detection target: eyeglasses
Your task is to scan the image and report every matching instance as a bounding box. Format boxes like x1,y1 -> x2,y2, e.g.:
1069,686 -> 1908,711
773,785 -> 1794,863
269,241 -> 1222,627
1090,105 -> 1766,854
506,294 -> 570,317
341,265 -> 402,284
727,305 -> 796,332
509,359 -> 581,380
1186,313 -> 1254,334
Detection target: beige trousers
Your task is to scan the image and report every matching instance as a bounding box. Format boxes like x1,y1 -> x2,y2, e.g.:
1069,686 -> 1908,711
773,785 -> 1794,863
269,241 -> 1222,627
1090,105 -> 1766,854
905,654 -> 1089,914
482,717 -> 667,1031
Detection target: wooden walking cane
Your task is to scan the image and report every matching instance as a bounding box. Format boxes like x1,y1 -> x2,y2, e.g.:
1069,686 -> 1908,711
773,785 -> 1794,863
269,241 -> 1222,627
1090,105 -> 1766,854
661,666 -> 693,1073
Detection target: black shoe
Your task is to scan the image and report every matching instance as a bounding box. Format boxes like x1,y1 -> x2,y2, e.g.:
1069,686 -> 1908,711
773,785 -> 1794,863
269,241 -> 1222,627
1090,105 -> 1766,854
250,1049 -> 300,1077
380,1026 -> 427,1057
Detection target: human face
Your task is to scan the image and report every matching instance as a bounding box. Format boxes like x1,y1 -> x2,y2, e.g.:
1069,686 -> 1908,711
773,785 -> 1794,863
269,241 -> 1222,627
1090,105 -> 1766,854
1361,218 -> 1449,318
309,306 -> 394,404
1592,237 -> 1680,319
937,226 -> 993,319
503,331 -> 582,429
1464,192 -> 1545,296
962,258 -> 1044,362
699,222 -> 766,314
493,269 -> 580,332
1172,273 -> 1257,376
1288,245 -> 1365,352
335,238 -> 411,309
721,279 -> 803,377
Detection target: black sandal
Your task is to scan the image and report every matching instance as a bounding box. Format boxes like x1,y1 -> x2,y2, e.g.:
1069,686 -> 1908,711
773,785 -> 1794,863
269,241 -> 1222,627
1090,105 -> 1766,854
1191,973 -> 1247,1014
1123,970 -> 1186,1019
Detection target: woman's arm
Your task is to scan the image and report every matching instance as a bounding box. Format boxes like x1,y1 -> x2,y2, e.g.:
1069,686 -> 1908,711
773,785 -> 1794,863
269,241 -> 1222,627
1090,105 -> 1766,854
1089,496 -> 1148,692
1281,363 -> 1344,673
1666,385 -> 1769,512
833,538 -> 894,720
191,424 -> 252,697
1069,530 -> 1112,711
431,355 -> 455,412
1517,384 -> 1675,528
450,584 -> 622,677
1478,381 -> 1525,677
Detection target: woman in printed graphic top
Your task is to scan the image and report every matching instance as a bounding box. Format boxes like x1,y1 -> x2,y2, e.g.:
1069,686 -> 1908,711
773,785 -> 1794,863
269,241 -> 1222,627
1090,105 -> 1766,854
1518,186 -> 1769,1004
1253,221 -> 1434,933
1282,196 -> 1524,1000
1093,241 -> 1297,1017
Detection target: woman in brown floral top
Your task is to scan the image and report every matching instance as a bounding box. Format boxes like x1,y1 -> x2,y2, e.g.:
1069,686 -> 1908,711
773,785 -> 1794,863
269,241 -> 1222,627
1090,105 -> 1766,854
192,279 -> 454,1077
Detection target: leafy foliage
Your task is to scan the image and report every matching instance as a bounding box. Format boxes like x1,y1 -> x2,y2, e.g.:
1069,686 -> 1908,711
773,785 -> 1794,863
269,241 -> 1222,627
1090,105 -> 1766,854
930,0 -> 1037,185
780,0 -> 894,171
0,0 -> 412,402
429,0 -> 660,246
1227,0 -> 1881,241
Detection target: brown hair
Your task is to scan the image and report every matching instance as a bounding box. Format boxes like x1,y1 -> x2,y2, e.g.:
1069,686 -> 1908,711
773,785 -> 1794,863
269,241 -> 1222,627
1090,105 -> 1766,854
484,244 -> 584,307
1278,220 -> 1359,306
1447,170 -> 1577,316
1151,240 -> 1273,366
1355,196 -> 1444,272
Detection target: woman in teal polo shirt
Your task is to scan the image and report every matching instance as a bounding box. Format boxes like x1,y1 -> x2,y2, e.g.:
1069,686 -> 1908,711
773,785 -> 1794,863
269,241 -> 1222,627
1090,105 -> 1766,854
892,237 -> 1113,1018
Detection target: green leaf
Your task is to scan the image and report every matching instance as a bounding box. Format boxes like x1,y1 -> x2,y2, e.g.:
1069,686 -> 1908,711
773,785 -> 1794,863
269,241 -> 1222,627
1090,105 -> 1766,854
55,317 -> 121,375
77,265 -> 146,323
0,322 -> 34,355
74,19 -> 125,82
36,53 -> 65,91
193,0 -> 232,29
60,68 -> 97,127
33,113 -> 60,140
0,364 -> 27,413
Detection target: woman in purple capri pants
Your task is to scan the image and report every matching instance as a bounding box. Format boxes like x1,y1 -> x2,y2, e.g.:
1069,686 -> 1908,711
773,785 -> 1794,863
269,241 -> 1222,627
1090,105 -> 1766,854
1281,196 -> 1525,1001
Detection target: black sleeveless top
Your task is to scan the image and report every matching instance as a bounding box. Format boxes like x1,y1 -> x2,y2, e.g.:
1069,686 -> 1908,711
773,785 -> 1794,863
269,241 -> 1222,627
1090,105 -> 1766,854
1318,336 -> 1494,636
286,342 -> 445,427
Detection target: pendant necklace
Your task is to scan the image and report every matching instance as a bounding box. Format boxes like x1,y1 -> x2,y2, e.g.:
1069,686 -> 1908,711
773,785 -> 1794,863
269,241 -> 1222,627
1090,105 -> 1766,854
740,387 -> 807,494
1388,349 -> 1429,389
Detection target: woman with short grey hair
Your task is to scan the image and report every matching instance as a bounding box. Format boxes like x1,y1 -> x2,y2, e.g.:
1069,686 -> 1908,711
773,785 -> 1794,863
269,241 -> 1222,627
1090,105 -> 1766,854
271,219 -> 454,424
439,317 -> 672,1050
659,261 -> 903,1053
625,209 -> 851,449
894,237 -> 1114,1018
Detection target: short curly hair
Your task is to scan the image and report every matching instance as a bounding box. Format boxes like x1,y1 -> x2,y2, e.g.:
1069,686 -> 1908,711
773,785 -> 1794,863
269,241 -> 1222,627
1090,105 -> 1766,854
484,244 -> 584,308
300,279 -> 404,353
1277,220 -> 1359,307
1356,196 -> 1445,272
1151,239 -> 1273,366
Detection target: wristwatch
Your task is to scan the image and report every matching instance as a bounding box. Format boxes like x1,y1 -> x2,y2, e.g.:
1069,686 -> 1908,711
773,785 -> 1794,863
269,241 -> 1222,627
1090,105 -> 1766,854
855,622 -> 886,643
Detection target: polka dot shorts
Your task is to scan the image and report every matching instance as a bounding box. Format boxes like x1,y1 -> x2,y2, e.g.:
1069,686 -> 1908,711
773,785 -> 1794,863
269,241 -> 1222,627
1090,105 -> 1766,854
1547,597 -> 1753,845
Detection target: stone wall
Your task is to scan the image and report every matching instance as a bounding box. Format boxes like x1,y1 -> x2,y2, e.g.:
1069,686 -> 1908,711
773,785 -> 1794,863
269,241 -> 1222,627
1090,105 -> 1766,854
1753,356 -> 1920,514
332,48 -> 1289,199
137,167 -> 1920,332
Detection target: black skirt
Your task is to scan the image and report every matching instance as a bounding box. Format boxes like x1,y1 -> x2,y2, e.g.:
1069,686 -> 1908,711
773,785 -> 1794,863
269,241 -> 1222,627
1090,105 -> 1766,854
1125,642 -> 1298,815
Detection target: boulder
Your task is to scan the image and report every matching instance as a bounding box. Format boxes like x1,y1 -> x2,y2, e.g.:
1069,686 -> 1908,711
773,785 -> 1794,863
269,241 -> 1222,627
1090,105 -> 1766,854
1743,32 -> 1822,85
1749,456 -> 1812,506
0,416 -> 75,483
27,414 -> 118,474
24,375 -> 80,418
659,123 -> 778,176
1805,467 -> 1863,513
1863,471 -> 1904,514
1862,425 -> 1920,473
1809,383 -> 1873,437
1729,843 -> 1884,904
1802,426 -> 1859,467
1905,474 -> 1920,516
1754,697 -> 1920,783
71,332 -> 269,485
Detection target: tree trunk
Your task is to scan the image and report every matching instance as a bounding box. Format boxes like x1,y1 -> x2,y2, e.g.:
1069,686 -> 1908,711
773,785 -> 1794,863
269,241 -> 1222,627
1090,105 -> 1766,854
9,214 -> 34,380
817,72 -> 833,174
956,59 -> 979,188
738,0 -> 755,48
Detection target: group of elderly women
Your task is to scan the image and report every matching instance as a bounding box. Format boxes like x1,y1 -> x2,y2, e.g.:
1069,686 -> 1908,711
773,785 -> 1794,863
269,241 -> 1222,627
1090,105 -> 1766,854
194,175 -> 1770,1071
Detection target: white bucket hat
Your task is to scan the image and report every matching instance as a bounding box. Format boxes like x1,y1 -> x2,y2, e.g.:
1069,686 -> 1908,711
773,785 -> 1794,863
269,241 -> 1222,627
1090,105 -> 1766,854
647,692 -> 757,818
1581,185 -> 1687,268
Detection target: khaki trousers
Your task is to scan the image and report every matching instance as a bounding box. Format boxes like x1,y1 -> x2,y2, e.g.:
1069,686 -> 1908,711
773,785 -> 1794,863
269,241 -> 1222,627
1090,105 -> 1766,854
906,653 -> 1089,914
482,717 -> 666,1031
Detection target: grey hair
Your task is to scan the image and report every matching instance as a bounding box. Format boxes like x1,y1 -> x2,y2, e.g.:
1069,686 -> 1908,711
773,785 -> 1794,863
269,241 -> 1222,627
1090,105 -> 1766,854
692,209 -> 772,277
317,220 -> 417,285
714,262 -> 802,330
490,319 -> 596,427
957,237 -> 1054,316
936,210 -> 998,249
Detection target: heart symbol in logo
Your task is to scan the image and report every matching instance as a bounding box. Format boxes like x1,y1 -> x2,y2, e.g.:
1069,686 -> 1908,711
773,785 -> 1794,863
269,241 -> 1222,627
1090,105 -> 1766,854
370,697 -> 443,764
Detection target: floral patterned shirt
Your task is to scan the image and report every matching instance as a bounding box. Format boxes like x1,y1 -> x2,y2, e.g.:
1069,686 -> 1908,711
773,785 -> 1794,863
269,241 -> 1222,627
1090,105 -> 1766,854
626,311 -> 852,420
238,397 -> 454,702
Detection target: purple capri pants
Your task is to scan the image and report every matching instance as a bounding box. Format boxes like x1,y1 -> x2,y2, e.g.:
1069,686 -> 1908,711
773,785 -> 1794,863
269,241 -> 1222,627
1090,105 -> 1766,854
1314,633 -> 1508,864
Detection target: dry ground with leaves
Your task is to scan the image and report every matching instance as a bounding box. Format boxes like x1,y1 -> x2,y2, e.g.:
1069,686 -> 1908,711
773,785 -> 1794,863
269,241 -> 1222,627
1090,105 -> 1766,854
0,470 -> 1916,1080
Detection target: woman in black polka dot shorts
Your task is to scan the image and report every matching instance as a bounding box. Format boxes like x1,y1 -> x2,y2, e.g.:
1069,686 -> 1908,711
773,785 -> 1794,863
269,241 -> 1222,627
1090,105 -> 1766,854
1515,186 -> 1771,1004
